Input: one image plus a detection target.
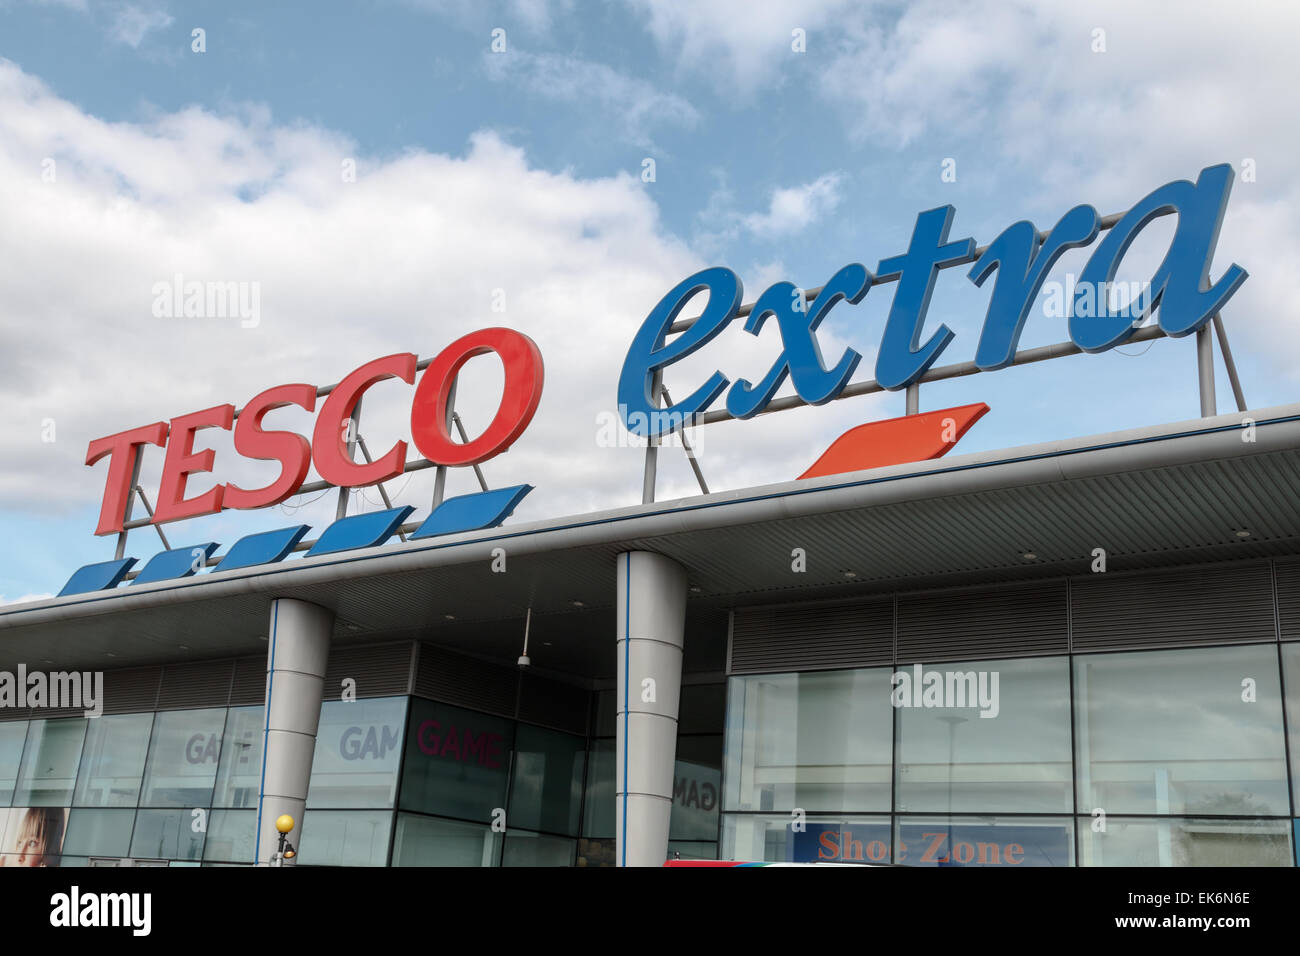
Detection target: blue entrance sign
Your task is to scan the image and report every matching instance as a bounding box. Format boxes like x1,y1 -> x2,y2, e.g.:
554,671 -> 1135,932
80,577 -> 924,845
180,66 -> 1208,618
619,164 -> 1248,437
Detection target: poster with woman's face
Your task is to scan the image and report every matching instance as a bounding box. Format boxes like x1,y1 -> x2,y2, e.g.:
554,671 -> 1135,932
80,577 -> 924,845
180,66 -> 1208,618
0,807 -> 69,867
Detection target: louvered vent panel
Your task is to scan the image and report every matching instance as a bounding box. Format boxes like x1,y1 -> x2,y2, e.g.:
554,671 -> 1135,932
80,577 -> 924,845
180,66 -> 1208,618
897,581 -> 1067,663
100,666 -> 163,715
156,660 -> 233,710
321,643 -> 413,700
1071,562 -> 1275,651
517,673 -> 589,735
229,656 -> 268,707
729,600 -> 893,674
414,644 -> 517,718
1274,560 -> 1300,641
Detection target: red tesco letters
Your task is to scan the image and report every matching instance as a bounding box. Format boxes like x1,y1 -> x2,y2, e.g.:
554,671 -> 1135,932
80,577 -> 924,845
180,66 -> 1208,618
85,328 -> 545,535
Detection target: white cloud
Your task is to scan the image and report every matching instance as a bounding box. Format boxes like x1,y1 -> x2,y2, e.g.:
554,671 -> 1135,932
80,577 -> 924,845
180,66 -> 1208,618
484,50 -> 699,149
0,58 -> 855,542
108,3 -> 173,47
624,0 -> 860,94
743,172 -> 844,238
0,593 -> 54,606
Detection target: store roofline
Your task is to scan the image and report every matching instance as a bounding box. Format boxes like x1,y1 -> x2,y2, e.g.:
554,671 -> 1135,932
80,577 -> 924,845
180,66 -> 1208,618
3,402 -> 1296,630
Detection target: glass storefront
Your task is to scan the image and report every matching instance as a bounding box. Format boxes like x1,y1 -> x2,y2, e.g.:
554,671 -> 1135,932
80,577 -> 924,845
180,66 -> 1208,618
723,643 -> 1300,866
1,638 -> 1296,866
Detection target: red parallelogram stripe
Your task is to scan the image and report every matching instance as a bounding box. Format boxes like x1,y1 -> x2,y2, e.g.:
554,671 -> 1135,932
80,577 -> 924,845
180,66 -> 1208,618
798,402 -> 990,480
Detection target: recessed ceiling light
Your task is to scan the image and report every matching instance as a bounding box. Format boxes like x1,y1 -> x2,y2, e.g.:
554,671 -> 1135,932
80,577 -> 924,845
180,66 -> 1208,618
543,641 -> 552,647
689,586 -> 702,594
105,652 -> 116,658
444,614 -> 456,621
41,659 -> 53,664
571,600 -> 586,608
178,644 -> 189,650
842,570 -> 857,579
1236,529 -> 1252,539
344,622 -> 361,631
1022,551 -> 1038,561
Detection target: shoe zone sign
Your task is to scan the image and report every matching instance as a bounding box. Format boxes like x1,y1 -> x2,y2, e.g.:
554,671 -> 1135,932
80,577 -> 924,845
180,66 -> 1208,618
792,821 -> 1072,867
617,164 -> 1248,458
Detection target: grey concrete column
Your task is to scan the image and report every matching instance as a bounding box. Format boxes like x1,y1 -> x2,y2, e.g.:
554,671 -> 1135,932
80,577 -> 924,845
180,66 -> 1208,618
615,551 -> 688,867
256,598 -> 332,865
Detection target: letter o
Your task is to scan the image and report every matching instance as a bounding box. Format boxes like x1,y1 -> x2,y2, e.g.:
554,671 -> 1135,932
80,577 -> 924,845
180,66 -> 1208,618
410,328 -> 544,466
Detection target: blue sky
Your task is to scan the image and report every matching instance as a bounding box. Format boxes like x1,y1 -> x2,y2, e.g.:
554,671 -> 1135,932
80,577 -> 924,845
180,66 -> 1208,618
1,0 -> 1297,601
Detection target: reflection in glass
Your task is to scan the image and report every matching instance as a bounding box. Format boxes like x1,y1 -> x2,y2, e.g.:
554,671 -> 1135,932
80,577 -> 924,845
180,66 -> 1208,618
1076,816 -> 1292,866
1074,646 -> 1289,815
204,810 -> 256,864
74,713 -> 154,808
894,815 -> 1074,867
212,707 -> 262,809
307,698 -> 406,809
508,725 -> 584,836
298,810 -> 392,866
399,700 -> 512,822
62,808 -> 134,858
391,813 -> 499,866
0,722 -> 29,806
502,829 -> 575,866
14,719 -> 88,806
895,656 -> 1072,813
724,669 -> 893,813
722,813 -> 891,864
131,809 -> 205,861
670,736 -> 721,841
581,740 -> 614,837
140,708 -> 227,808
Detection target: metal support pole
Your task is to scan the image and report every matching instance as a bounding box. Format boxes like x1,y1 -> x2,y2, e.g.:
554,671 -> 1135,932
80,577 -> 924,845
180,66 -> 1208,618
336,396 -> 362,521
641,370 -> 662,505
1196,324 -> 1217,417
114,450 -> 144,561
133,486 -> 171,551
355,436 -> 405,542
1211,314 -> 1248,413
905,382 -> 920,416
432,379 -> 457,510
451,413 -> 489,492
659,385 -> 708,496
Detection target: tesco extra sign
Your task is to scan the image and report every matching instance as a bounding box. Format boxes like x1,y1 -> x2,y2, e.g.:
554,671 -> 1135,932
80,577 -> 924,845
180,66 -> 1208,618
85,328 -> 544,536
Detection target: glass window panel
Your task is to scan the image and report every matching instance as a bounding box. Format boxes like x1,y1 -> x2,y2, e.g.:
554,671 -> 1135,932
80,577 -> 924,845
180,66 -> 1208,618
0,722 -> 29,806
1279,643 -> 1300,809
581,739 -> 614,837
131,809 -> 205,861
508,724 -> 585,836
14,719 -> 87,807
140,708 -> 227,808
204,810 -> 256,864
73,713 -> 153,808
724,669 -> 893,813
0,806 -> 69,867
398,700 -> 512,822
722,813 -> 892,864
391,813 -> 500,866
594,690 -> 615,737
679,684 -> 726,735
575,836 -> 615,868
1077,816 -> 1292,866
670,736 -> 721,841
667,841 -> 717,861
1074,645 -> 1289,815
62,808 -> 133,858
307,697 -> 406,808
895,815 -> 1074,867
298,810 -> 391,866
502,829 -> 574,867
212,706 -> 262,809
895,656 -> 1072,813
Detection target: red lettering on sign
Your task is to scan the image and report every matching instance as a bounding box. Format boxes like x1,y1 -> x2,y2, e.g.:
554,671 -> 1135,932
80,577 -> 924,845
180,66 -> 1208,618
224,383 -> 317,510
85,421 -> 169,535
153,404 -> 235,524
